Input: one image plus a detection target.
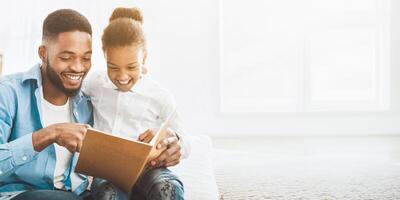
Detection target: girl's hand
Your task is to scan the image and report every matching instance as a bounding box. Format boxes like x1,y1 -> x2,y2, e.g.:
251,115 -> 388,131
150,128 -> 181,168
138,129 -> 155,143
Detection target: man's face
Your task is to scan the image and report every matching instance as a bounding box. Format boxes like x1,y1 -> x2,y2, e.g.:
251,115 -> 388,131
42,31 -> 92,96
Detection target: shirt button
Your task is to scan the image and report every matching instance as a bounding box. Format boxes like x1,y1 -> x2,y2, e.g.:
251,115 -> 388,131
75,112 -> 79,116
21,156 -> 27,161
0,170 -> 3,175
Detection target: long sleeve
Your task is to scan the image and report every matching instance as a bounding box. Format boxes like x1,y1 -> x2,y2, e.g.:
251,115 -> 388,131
0,84 -> 38,180
159,92 -> 191,160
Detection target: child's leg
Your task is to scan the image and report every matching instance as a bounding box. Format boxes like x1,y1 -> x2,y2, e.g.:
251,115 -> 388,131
90,168 -> 184,200
131,168 -> 184,200
90,177 -> 128,200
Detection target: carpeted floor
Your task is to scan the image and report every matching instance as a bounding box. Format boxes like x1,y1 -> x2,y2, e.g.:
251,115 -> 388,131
212,136 -> 400,200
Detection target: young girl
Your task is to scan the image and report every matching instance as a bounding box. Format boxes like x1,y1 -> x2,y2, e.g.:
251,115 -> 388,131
83,7 -> 188,200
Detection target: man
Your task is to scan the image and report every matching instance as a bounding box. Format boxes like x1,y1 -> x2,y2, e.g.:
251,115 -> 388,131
0,9 -> 93,200
0,9 -> 184,200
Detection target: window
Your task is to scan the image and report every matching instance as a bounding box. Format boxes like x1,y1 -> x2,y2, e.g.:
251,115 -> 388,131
220,0 -> 391,113
0,0 -> 137,75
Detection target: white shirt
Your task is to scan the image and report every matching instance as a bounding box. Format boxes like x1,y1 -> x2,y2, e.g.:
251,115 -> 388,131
83,71 -> 190,158
40,92 -> 84,190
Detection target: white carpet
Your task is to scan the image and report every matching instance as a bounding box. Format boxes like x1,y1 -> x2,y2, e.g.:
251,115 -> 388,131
213,136 -> 400,200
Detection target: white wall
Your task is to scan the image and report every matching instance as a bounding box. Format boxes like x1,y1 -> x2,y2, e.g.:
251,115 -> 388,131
1,0 -> 400,136
145,0 -> 400,137
149,0 -> 400,137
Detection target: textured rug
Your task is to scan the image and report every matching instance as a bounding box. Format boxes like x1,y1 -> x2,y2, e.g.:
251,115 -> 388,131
213,136 -> 400,200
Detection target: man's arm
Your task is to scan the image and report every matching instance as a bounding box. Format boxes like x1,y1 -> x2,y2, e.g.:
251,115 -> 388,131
0,84 -> 89,181
33,123 -> 89,153
0,84 -> 39,180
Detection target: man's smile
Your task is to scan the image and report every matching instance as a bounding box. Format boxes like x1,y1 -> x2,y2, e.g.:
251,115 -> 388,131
62,72 -> 84,85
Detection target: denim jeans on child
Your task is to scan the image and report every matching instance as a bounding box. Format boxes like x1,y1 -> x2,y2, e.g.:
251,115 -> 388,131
91,168 -> 184,200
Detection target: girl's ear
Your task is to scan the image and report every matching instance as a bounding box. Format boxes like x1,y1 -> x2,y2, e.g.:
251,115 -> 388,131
142,66 -> 148,75
142,51 -> 148,74
142,51 -> 147,65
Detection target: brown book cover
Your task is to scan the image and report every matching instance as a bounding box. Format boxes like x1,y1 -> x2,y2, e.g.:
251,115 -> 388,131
75,123 -> 169,192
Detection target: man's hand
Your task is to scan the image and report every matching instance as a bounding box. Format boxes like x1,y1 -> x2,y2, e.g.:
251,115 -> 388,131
150,128 -> 181,168
32,123 -> 90,153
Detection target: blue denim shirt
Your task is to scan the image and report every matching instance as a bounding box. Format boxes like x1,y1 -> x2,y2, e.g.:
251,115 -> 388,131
0,64 -> 93,195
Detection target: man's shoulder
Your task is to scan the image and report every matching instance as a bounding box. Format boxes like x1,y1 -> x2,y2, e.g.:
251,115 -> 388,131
0,73 -> 28,111
0,65 -> 40,91
0,72 -> 25,85
0,72 -> 27,95
0,66 -> 40,101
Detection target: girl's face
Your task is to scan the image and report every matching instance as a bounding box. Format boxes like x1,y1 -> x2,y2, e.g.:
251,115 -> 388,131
105,45 -> 146,92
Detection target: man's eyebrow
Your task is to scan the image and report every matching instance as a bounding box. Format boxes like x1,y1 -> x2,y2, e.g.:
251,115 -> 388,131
58,51 -> 92,55
59,51 -> 75,55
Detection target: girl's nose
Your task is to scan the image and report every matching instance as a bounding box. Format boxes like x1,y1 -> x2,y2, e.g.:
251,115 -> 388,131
117,73 -> 129,81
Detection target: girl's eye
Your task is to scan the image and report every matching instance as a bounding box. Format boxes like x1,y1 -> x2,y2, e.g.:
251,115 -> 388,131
128,66 -> 138,70
108,66 -> 118,70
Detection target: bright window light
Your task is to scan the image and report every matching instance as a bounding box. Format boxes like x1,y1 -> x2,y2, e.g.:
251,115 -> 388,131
220,0 -> 391,113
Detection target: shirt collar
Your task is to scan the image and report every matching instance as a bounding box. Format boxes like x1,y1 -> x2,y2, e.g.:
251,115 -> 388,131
22,63 -> 42,86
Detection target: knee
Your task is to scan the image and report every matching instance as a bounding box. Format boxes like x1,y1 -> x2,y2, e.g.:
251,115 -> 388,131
91,180 -> 118,200
137,168 -> 184,200
151,178 -> 183,199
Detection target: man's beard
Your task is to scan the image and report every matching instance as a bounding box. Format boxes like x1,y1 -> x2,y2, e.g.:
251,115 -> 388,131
46,60 -> 82,97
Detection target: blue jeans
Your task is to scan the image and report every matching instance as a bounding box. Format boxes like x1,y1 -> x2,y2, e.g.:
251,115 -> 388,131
10,190 -> 91,200
91,168 -> 184,200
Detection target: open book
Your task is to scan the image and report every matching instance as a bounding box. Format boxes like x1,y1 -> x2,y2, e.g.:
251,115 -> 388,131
75,118 -> 172,193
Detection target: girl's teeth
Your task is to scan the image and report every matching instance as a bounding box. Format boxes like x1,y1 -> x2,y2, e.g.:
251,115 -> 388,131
118,80 -> 129,85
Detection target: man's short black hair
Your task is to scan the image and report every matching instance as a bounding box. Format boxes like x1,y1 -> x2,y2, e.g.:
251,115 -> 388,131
42,9 -> 92,42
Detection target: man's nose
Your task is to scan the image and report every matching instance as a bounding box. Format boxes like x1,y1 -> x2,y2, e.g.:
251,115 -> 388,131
70,59 -> 85,72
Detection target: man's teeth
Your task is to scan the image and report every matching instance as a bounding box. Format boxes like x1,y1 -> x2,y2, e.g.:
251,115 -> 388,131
65,74 -> 81,80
